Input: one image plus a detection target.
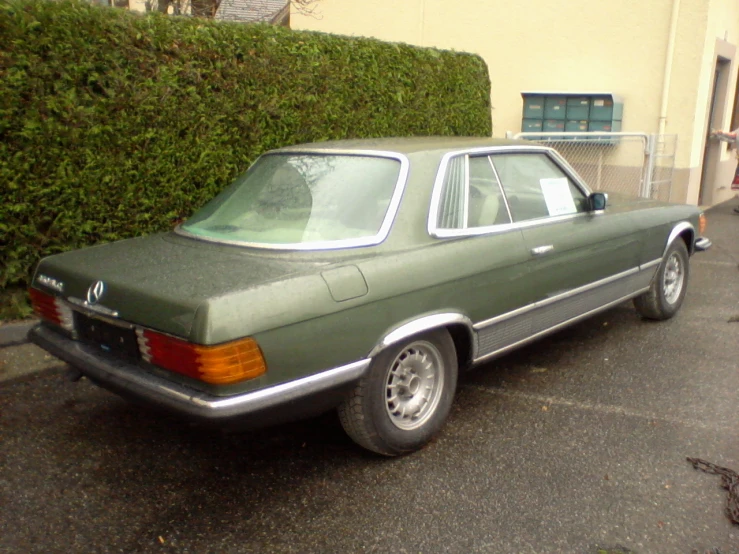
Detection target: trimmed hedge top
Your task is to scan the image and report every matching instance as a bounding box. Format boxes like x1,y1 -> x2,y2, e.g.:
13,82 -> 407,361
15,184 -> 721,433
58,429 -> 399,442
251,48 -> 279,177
0,0 -> 492,294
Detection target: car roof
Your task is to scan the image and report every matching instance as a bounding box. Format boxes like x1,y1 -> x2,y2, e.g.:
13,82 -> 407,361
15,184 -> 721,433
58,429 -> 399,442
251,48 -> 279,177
272,136 -> 529,156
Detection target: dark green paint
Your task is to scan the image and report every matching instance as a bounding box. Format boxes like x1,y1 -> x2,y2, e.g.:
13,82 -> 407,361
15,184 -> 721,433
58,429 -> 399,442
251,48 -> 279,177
32,138 -> 704,397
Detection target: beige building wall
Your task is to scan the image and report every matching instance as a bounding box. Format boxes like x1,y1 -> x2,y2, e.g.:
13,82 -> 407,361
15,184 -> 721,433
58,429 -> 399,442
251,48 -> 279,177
682,0 -> 739,205
293,0 -> 739,206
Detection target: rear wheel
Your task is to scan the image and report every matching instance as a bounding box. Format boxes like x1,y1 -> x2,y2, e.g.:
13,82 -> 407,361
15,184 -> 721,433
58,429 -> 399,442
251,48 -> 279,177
338,329 -> 458,456
634,239 -> 690,320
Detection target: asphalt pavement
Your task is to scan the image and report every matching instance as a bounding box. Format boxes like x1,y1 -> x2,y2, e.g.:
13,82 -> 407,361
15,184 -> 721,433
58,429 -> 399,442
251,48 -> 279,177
1,200 -> 737,553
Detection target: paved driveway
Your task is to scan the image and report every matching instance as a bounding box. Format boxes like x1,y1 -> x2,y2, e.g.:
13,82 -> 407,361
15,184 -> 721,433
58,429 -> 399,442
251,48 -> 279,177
1,201 -> 737,554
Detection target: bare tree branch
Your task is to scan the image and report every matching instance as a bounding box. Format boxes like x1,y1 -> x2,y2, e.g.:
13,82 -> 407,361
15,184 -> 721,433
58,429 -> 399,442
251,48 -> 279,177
290,0 -> 320,17
140,0 -> 320,20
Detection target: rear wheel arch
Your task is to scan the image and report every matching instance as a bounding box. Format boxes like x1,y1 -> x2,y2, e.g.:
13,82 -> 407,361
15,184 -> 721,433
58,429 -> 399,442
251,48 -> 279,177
446,323 -> 475,371
368,312 -> 476,359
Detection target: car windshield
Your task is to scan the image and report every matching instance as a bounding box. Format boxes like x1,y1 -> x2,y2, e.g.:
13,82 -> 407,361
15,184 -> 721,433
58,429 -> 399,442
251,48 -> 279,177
181,153 -> 403,247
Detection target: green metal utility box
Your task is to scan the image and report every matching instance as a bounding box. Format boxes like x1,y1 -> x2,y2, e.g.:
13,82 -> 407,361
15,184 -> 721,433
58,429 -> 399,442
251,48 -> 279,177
520,92 -> 623,139
565,120 -> 588,132
589,95 -> 624,121
543,120 -> 565,132
522,119 -> 544,132
523,95 -> 545,119
566,96 -> 590,120
544,96 -> 567,120
587,119 -> 622,132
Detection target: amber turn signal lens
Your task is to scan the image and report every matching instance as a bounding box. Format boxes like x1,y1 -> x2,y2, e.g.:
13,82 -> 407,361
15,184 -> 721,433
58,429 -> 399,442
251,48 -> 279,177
192,339 -> 267,385
137,330 -> 267,385
698,213 -> 707,235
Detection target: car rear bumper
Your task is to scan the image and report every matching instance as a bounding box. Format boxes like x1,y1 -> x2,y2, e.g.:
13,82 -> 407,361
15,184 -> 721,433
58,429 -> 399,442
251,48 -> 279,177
28,324 -> 369,426
694,237 -> 712,252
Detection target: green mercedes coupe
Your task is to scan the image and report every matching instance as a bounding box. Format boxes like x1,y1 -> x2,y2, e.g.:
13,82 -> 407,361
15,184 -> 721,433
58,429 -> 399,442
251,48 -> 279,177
28,137 -> 711,455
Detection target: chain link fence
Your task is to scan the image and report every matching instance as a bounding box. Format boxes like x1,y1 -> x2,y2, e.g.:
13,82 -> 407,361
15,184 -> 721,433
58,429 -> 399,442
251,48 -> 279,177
511,132 -> 677,201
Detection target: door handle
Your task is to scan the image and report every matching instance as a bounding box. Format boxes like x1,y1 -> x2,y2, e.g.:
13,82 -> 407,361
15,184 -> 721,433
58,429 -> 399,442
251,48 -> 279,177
531,245 -> 554,256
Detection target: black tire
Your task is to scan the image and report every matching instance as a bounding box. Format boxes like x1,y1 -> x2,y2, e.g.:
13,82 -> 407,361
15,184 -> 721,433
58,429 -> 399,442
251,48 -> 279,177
337,329 -> 458,456
633,239 -> 690,320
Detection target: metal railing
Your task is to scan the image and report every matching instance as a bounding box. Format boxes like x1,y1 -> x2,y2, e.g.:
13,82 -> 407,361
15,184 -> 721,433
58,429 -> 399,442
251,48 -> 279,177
510,132 -> 677,201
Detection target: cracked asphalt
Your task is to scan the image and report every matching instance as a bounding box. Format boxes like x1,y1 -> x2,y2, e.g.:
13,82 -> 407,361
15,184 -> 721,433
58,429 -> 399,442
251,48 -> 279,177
1,201 -> 738,554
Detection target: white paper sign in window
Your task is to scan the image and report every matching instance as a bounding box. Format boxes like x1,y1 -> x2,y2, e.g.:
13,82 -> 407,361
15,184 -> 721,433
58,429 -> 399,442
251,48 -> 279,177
540,178 -> 577,216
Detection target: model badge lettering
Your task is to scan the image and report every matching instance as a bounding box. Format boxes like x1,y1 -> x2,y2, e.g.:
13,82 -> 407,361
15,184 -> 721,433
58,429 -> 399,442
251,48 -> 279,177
37,274 -> 64,293
87,281 -> 106,305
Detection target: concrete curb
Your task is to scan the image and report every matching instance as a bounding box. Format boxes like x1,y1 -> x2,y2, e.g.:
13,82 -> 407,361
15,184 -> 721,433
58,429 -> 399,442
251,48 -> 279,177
0,319 -> 39,347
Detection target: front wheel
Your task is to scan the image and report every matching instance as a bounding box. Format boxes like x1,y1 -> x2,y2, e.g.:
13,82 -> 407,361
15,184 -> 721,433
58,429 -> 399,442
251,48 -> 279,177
634,239 -> 690,320
338,329 -> 458,456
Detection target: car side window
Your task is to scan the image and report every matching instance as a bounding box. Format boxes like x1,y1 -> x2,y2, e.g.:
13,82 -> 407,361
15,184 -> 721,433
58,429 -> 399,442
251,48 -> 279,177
468,156 -> 511,227
490,153 -> 588,222
436,156 -> 466,229
436,155 -> 511,230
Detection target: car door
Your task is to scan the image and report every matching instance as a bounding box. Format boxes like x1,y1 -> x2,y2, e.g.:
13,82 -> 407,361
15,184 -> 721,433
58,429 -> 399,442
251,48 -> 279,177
429,152 -> 536,359
489,150 -> 643,334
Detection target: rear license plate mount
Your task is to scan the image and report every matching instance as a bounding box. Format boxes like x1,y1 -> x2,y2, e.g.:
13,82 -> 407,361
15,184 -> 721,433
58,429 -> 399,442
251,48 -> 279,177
74,312 -> 140,361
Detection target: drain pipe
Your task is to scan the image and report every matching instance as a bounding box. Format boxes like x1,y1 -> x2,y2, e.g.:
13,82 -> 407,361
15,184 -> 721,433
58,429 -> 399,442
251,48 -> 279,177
658,0 -> 681,135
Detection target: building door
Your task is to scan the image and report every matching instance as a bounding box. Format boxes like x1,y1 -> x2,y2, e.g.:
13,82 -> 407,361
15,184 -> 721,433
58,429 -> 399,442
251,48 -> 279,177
699,59 -> 730,205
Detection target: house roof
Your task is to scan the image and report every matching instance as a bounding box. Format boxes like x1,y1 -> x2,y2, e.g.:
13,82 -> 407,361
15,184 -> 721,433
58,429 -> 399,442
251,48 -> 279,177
215,0 -> 289,22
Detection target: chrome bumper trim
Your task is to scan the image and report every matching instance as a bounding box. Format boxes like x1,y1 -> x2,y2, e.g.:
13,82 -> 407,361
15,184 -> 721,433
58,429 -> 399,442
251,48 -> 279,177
28,325 -> 369,421
694,237 -> 712,252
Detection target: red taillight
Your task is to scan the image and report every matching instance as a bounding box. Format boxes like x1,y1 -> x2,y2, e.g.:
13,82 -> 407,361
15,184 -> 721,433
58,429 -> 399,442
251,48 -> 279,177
136,329 -> 267,385
29,288 -> 74,331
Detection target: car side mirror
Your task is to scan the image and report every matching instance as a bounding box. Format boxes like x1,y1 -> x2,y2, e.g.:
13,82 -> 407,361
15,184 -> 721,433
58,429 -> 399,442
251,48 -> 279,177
588,192 -> 607,211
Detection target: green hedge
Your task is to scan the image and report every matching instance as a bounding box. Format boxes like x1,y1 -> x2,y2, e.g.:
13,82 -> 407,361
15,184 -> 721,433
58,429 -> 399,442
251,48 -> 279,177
0,0 -> 492,303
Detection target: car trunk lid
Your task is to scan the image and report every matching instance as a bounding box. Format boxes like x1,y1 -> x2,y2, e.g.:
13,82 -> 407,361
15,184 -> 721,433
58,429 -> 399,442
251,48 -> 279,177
33,232 -> 332,339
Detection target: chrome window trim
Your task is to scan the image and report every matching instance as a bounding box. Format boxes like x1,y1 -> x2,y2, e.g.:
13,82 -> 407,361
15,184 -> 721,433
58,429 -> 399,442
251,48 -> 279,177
175,150 -> 410,251
463,154 -> 470,228
545,149 -> 594,195
433,210 -> 592,239
487,154 -> 514,224
428,146 -> 596,239
432,221 -> 519,239
428,146 -> 550,236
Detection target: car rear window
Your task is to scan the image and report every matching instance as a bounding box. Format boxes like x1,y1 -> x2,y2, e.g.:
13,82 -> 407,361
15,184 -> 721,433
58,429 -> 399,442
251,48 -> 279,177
181,153 -> 403,248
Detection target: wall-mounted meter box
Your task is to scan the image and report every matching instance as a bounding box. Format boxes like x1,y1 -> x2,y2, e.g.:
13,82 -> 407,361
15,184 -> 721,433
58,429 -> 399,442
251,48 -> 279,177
520,92 -> 623,142
543,96 -> 567,120
522,119 -> 543,132
522,95 -> 545,119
